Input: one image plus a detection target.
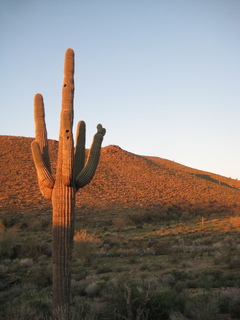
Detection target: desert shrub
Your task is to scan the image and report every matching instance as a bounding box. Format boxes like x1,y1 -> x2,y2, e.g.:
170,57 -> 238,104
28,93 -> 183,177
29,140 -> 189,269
18,257 -> 34,267
114,216 -> 132,231
153,240 -> 172,255
50,305 -> 70,320
19,237 -> 52,260
214,235 -> 240,267
196,268 -> 230,289
229,216 -> 240,228
106,281 -> 185,320
192,236 -> 214,246
180,211 -> 191,221
139,264 -> 150,271
1,287 -> 51,320
74,229 -> 99,243
1,215 -> 21,229
106,282 -> 149,319
184,292 -> 219,320
170,312 -> 187,320
66,298 -> 96,320
101,234 -> 121,251
170,269 -> 189,282
28,263 -> 52,288
26,216 -> 51,231
72,265 -> 88,281
71,279 -> 88,296
166,205 -> 183,219
85,280 -> 104,298
2,302 -> 42,320
3,295 -> 96,320
168,253 -> 182,265
0,229 -> 19,259
128,212 -> 145,228
219,288 -> 240,318
96,265 -> 113,274
146,290 -> 185,320
73,230 -> 100,265
85,281 -> 99,297
74,241 -> 95,265
6,283 -> 36,301
126,210 -> 160,227
71,276 -> 105,299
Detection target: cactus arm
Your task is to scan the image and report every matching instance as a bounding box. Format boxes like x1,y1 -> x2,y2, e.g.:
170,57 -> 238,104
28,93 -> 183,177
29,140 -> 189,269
56,48 -> 75,186
31,141 -> 54,200
34,93 -> 52,173
74,121 -> 86,178
75,124 -> 106,189
32,93 -> 54,200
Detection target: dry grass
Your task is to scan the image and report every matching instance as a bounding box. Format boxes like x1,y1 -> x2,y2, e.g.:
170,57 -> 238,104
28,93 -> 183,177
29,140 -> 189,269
229,216 -> 240,228
74,230 -> 100,243
148,216 -> 240,238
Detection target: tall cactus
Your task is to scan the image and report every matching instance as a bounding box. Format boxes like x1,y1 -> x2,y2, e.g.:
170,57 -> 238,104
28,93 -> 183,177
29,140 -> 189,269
31,48 -> 106,312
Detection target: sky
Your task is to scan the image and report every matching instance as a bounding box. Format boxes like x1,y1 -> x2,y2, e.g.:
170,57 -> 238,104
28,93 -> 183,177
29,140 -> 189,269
1,0 -> 240,179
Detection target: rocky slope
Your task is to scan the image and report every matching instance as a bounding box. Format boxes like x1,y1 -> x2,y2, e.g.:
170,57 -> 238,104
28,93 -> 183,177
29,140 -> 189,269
0,135 -> 239,218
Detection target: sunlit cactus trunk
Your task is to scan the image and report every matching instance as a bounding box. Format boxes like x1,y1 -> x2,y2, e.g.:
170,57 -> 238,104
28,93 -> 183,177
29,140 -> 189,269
31,48 -> 106,313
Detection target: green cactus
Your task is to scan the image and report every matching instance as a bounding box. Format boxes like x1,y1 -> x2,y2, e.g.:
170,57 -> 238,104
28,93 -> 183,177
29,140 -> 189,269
31,48 -> 106,312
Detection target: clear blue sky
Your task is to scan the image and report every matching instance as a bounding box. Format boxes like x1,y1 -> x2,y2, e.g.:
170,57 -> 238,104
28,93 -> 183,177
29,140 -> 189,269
1,0 -> 239,179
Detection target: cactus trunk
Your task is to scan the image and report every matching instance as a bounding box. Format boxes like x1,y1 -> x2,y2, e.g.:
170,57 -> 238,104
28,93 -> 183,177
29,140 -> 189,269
31,48 -> 106,315
52,184 -> 75,307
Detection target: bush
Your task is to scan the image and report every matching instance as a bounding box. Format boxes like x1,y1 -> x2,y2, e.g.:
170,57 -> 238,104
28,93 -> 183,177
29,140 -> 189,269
128,212 -> 145,228
1,216 -> 20,229
184,292 -> 219,320
3,301 -> 42,320
19,237 -> 52,260
0,229 -> 19,259
146,290 -> 185,320
219,288 -> 240,318
1,287 -> 51,320
107,281 -> 185,320
28,263 -> 52,288
73,241 -> 95,265
73,230 -> 100,265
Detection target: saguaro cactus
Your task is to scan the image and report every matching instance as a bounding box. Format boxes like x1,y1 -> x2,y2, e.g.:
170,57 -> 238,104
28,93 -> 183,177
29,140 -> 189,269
31,48 -> 106,312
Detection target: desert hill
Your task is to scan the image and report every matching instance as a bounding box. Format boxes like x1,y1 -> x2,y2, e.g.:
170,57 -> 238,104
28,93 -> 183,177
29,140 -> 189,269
0,135 -> 239,218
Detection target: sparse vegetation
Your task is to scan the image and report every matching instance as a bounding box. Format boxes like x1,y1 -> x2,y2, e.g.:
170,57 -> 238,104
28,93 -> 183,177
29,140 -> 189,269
0,133 -> 240,318
0,213 -> 240,319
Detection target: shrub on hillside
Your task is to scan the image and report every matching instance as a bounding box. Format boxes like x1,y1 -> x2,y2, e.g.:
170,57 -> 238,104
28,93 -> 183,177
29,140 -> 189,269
1,216 -> 20,229
106,281 -> 185,320
184,292 -> 219,320
219,288 -> 240,318
28,263 -> 52,288
73,230 -> 100,265
0,229 -> 19,259
20,237 -> 52,260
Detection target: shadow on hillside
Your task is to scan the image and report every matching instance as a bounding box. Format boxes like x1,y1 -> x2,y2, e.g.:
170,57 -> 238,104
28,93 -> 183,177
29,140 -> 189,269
193,173 -> 236,189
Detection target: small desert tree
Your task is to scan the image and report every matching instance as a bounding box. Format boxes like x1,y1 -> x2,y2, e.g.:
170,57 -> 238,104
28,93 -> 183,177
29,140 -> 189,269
31,48 -> 106,314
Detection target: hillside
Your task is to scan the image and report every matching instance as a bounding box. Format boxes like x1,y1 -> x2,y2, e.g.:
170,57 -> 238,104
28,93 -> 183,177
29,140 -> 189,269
0,135 -> 239,218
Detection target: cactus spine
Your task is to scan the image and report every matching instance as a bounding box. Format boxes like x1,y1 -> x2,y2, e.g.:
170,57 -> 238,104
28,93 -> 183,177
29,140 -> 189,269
31,48 -> 106,312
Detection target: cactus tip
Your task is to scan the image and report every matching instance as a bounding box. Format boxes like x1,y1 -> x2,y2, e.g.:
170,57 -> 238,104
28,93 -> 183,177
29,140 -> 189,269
34,93 -> 43,99
66,48 -> 74,56
97,124 -> 106,136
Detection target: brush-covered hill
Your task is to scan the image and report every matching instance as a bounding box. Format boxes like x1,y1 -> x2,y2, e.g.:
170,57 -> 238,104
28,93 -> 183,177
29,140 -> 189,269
0,135 -> 239,218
